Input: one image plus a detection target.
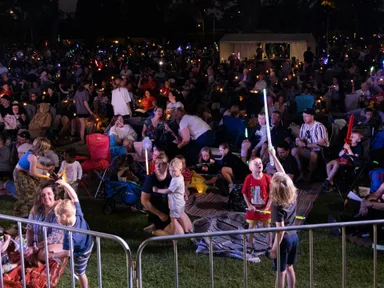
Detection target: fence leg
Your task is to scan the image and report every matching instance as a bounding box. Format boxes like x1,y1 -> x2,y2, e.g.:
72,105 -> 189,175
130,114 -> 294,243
0,247 -> 3,288
242,234 -> 248,288
209,237 -> 214,288
18,222 -> 26,288
341,227 -> 346,288
309,229 -> 314,288
43,227 -> 51,288
68,232 -> 76,288
373,225 -> 377,288
276,232 -> 281,288
173,241 -> 179,288
96,237 -> 103,288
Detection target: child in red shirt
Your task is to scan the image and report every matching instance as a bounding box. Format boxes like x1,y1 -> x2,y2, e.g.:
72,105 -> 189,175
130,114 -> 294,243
242,156 -> 272,252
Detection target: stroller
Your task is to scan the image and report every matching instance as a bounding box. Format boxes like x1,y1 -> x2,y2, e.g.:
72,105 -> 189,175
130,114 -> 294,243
102,180 -> 142,214
101,154 -> 143,214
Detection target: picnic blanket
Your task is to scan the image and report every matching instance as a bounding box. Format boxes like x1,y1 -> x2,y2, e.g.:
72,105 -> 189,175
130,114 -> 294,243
3,247 -> 67,288
190,183 -> 321,263
193,213 -> 266,263
186,182 -> 321,225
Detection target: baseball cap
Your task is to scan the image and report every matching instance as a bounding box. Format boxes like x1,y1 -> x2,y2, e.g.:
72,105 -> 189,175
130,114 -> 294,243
18,130 -> 30,139
303,108 -> 316,116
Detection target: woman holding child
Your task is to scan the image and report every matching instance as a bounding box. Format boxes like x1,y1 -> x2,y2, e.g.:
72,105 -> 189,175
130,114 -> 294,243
24,181 -> 64,263
141,153 -> 192,235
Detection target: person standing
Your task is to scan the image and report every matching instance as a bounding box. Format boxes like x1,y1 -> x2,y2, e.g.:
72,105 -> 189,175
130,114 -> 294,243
111,77 -> 132,121
268,149 -> 298,288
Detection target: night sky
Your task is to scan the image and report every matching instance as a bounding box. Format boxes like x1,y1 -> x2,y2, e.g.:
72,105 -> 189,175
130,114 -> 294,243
60,0 -> 77,13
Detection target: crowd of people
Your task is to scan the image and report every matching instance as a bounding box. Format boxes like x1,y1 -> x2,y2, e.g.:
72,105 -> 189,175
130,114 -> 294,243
0,39 -> 384,287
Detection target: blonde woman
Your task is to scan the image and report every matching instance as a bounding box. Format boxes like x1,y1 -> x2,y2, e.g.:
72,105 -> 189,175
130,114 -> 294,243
268,149 -> 298,288
14,137 -> 55,218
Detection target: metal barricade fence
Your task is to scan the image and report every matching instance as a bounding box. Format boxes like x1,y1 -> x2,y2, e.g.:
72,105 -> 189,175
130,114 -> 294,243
0,214 -> 133,288
136,219 -> 384,288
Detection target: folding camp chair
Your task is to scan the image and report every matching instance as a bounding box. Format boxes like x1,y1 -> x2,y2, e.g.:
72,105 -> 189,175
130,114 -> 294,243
295,94 -> 315,117
80,133 -> 111,199
333,138 -> 371,199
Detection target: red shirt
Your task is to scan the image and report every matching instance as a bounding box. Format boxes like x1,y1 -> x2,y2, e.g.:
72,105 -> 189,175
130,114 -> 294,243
242,173 -> 271,221
141,96 -> 156,110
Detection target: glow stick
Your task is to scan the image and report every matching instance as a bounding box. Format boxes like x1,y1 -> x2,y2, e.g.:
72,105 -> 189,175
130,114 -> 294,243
245,127 -> 248,138
246,208 -> 306,220
263,89 -> 274,166
145,149 -> 149,175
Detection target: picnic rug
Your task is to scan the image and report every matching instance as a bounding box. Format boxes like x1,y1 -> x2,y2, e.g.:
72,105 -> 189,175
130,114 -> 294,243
186,182 -> 322,225
188,182 -> 322,263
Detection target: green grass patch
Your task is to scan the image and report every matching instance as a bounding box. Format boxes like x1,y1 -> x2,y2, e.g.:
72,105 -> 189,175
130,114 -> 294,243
0,190 -> 382,288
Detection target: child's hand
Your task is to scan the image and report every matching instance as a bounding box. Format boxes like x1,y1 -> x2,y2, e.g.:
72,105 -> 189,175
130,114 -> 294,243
247,206 -> 256,212
153,186 -> 158,192
210,159 -> 215,164
343,143 -> 350,150
48,166 -> 56,173
56,179 -> 68,187
268,147 -> 276,157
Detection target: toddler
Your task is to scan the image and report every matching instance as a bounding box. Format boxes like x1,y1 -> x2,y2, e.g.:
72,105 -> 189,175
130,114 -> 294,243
242,157 -> 272,253
52,179 -> 93,288
58,148 -> 82,197
1,234 -> 17,273
153,158 -> 185,235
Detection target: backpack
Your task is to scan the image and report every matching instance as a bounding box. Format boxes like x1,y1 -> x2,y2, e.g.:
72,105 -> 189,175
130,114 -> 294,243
228,185 -> 247,212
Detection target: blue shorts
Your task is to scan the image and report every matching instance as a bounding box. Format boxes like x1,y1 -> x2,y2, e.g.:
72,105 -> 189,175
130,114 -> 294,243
272,233 -> 298,272
74,242 -> 94,276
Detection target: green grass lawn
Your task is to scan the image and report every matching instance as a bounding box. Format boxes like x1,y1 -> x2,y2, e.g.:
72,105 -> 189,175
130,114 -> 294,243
0,190 -> 382,288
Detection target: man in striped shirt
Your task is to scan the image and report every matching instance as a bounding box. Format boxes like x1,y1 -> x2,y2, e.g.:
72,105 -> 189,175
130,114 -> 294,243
291,108 -> 329,182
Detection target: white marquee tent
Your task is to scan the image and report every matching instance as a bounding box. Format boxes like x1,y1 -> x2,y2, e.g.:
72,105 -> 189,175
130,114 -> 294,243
219,33 -> 316,62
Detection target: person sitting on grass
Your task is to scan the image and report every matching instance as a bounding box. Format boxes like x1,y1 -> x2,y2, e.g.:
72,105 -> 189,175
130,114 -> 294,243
153,158 -> 186,236
219,143 -> 249,193
242,156 -> 272,254
268,148 -> 299,288
50,179 -> 93,288
322,129 -> 363,192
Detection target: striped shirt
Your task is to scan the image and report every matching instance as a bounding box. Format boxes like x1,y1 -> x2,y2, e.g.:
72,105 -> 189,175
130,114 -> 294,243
299,121 -> 328,150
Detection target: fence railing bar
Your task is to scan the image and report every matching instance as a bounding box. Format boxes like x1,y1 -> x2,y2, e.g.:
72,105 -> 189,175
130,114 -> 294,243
373,225 -> 377,288
276,232 -> 281,288
137,219 -> 384,244
18,222 -> 26,288
42,227 -> 51,288
242,234 -> 248,288
68,232 -> 76,288
309,229 -> 314,288
96,237 -> 103,288
173,241 -> 179,288
341,227 -> 346,288
209,237 -> 214,288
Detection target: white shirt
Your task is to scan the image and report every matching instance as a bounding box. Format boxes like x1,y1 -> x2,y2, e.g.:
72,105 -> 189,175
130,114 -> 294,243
58,160 -> 83,184
179,115 -> 211,140
168,175 -> 185,210
111,87 -> 132,116
166,101 -> 184,110
109,124 -> 137,141
120,69 -> 133,78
